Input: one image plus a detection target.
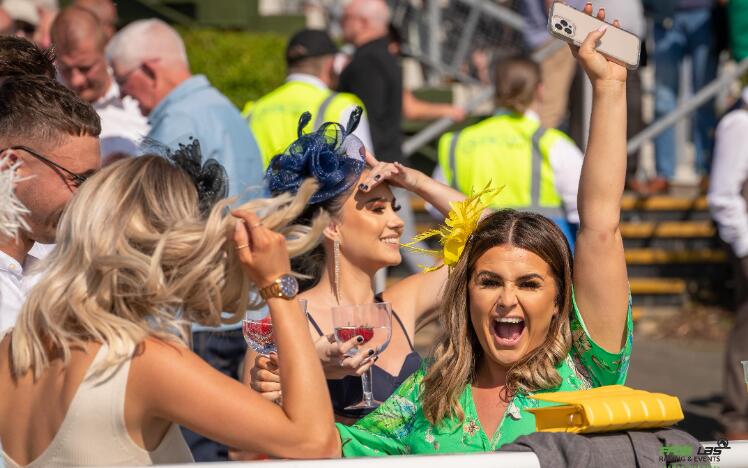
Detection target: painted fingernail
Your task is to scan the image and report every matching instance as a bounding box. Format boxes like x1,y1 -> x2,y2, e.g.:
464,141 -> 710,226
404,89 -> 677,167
368,349 -> 375,356
598,24 -> 608,32
357,336 -> 364,343
374,356 -> 379,362
374,174 -> 381,181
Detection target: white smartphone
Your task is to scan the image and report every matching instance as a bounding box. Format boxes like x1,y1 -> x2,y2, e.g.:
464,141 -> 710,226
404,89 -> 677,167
547,2 -> 641,70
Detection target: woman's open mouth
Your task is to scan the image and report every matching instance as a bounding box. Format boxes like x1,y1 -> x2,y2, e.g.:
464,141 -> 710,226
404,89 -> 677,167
492,317 -> 525,347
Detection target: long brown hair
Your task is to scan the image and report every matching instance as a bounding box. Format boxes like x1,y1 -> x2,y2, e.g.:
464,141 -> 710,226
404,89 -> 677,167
422,210 -> 573,426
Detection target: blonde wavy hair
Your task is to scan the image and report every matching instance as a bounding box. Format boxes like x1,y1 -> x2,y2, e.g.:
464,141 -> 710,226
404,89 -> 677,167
11,155 -> 328,379
422,210 -> 573,426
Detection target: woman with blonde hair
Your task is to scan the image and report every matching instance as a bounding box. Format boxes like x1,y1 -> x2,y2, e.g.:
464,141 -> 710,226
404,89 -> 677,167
335,5 -> 633,455
0,153 -> 339,466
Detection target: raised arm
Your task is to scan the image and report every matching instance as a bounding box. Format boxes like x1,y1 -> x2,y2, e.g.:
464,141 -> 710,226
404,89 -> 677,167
572,6 -> 630,353
358,153 -> 467,321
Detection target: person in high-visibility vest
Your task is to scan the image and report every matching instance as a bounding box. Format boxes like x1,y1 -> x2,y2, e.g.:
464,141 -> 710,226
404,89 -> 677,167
244,29 -> 373,168
436,56 -> 583,246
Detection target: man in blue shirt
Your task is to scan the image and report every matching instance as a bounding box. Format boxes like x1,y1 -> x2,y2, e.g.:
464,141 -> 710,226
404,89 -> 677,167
106,19 -> 264,462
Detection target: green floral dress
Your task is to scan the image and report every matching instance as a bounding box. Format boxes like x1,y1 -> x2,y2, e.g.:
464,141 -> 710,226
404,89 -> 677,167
337,292 -> 633,456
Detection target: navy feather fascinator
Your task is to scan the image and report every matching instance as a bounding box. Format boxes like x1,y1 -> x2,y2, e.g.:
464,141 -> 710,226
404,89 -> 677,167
265,107 -> 366,204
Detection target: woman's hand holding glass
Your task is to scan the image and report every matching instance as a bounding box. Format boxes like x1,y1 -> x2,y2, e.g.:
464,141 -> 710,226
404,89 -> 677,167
314,333 -> 377,380
250,333 -> 377,402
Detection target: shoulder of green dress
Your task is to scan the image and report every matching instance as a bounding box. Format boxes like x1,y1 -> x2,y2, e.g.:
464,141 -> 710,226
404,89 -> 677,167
567,288 -> 633,387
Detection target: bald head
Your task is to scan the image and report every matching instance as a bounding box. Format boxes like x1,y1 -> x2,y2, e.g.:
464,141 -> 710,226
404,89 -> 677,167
51,6 -> 107,52
51,7 -> 110,103
350,0 -> 389,26
342,0 -> 390,46
73,0 -> 117,40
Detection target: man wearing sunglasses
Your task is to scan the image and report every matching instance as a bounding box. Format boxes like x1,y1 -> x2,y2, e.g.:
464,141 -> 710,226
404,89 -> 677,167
0,75 -> 101,332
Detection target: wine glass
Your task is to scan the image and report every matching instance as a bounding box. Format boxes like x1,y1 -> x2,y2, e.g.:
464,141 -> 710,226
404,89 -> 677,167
242,299 -> 308,356
332,302 -> 392,410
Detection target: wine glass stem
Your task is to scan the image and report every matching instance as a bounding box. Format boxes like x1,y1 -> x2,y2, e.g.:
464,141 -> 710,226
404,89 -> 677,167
361,365 -> 374,407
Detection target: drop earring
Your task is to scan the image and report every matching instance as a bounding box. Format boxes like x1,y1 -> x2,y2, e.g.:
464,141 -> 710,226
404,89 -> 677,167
334,239 -> 341,304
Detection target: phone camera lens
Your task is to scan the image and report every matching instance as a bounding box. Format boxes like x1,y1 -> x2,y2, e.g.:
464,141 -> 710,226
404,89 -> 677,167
554,23 -> 562,30
564,27 -> 573,34
560,19 -> 568,26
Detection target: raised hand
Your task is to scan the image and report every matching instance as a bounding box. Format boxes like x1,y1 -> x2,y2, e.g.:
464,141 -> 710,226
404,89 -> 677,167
231,210 -> 291,287
570,4 -> 627,86
358,150 -> 424,193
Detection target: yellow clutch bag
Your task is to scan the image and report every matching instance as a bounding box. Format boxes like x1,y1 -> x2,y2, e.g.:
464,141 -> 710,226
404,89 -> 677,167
526,385 -> 684,434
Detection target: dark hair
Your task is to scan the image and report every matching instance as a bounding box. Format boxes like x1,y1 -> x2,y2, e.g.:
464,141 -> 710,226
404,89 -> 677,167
422,209 -> 573,425
0,75 -> 101,147
494,56 -> 541,114
0,36 -> 56,78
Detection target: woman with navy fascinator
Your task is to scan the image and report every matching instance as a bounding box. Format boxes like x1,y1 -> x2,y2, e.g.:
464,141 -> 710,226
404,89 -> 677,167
250,106 -> 473,423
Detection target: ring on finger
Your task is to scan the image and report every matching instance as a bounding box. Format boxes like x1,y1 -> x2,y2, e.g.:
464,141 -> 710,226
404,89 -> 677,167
249,222 -> 263,229
236,243 -> 249,250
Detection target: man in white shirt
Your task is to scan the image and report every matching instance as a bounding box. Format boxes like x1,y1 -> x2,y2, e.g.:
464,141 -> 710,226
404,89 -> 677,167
0,75 -> 101,332
51,6 -> 148,163
708,87 -> 748,440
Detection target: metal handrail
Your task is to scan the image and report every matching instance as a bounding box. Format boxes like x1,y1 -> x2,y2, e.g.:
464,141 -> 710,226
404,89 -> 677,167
626,56 -> 748,154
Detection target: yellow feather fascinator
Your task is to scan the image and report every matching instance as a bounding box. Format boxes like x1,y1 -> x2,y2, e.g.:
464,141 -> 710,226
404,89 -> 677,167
402,185 -> 501,272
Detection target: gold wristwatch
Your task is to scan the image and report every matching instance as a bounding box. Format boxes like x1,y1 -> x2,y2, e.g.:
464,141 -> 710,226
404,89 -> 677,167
259,273 -> 299,300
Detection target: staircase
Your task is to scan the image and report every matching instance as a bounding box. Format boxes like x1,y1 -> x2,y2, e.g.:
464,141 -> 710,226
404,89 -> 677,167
400,194 -> 729,316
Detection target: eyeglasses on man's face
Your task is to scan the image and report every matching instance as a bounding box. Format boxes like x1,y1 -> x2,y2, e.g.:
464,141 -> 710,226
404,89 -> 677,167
0,145 -> 92,189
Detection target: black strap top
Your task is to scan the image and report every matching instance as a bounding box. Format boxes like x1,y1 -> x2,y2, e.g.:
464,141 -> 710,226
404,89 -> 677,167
306,294 -> 422,419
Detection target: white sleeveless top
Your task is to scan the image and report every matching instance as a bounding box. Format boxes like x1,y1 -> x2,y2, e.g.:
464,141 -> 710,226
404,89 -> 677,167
1,342 -> 194,467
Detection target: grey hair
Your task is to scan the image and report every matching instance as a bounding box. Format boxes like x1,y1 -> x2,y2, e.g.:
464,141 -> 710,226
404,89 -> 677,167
106,19 -> 188,71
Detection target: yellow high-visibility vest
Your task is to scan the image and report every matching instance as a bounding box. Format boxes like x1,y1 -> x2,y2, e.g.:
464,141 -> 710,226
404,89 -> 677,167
245,80 -> 365,168
438,112 -> 570,217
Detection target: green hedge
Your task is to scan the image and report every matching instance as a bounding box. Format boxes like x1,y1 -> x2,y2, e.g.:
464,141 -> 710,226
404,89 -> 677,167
179,28 -> 288,109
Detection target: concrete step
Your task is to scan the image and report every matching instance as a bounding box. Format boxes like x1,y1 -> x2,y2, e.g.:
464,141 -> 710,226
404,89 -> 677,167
621,195 -> 710,222
621,195 -> 708,212
620,221 -> 715,239
621,221 -> 718,249
630,278 -> 687,306
625,248 -> 726,265
630,278 -> 686,294
412,196 -> 712,223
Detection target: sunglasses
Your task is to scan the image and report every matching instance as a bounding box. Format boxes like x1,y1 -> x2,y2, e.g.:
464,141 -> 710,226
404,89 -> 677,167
0,145 -> 91,188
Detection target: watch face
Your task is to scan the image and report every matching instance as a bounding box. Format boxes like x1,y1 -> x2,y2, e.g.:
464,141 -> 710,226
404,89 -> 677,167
279,274 -> 299,298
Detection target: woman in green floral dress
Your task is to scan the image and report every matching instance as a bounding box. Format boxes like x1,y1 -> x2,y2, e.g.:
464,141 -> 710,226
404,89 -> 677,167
336,4 -> 633,456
